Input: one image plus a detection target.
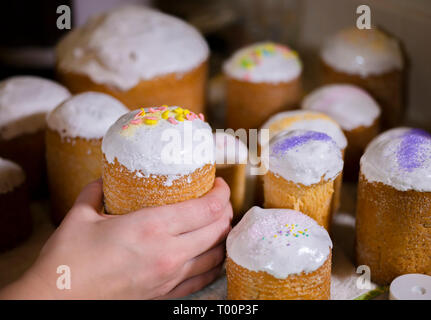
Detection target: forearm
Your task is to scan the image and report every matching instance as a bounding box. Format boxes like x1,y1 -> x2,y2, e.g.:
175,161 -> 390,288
0,267 -> 56,300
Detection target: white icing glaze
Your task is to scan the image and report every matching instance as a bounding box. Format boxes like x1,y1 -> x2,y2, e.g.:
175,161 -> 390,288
57,6 -> 209,91
0,158 -> 25,194
102,107 -> 214,185
302,84 -> 380,131
223,42 -> 302,83
0,76 -> 71,140
214,131 -> 248,165
227,206 -> 332,278
259,110 -> 347,149
47,92 -> 128,140
361,127 -> 431,192
321,28 -> 403,77
265,129 -> 343,185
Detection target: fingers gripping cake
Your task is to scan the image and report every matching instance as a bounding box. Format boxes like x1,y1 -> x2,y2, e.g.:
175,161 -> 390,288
102,106 -> 215,214
226,207 -> 332,300
259,110 -> 347,213
302,84 -> 380,179
224,42 -> 302,130
0,158 -> 31,250
46,92 -> 128,224
356,128 -> 431,284
214,131 -> 248,223
0,76 -> 71,192
320,28 -> 404,129
56,6 -> 209,113
263,130 -> 343,229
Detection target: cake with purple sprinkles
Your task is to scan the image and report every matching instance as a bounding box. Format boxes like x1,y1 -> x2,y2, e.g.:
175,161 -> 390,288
356,127 -> 431,285
262,129 -> 343,230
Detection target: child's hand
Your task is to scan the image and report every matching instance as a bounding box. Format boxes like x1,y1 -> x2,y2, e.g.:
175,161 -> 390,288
0,178 -> 232,299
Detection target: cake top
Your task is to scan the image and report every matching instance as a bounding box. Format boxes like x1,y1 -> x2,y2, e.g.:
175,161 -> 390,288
321,28 -> 403,77
223,42 -> 302,83
56,6 -> 209,91
47,92 -> 128,140
0,158 -> 25,194
264,130 -> 343,185
361,127 -> 431,192
227,206 -> 332,278
102,106 -> 214,186
0,76 -> 71,140
302,84 -> 381,131
259,110 -> 347,149
214,131 -> 248,165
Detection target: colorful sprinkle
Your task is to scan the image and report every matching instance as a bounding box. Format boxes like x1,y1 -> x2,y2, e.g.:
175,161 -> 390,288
130,119 -> 143,125
271,131 -> 332,155
162,110 -> 170,119
198,113 -> 205,121
237,43 -> 298,80
397,129 -> 431,172
168,117 -> 178,125
121,106 -> 202,132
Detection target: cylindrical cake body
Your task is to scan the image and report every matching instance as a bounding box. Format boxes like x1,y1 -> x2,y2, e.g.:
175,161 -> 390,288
227,255 -> 331,300
58,61 -> 208,114
226,77 -> 302,130
46,129 -> 103,224
103,158 -> 215,214
216,163 -> 246,224
263,172 -> 335,230
356,174 -> 431,285
356,128 -> 431,285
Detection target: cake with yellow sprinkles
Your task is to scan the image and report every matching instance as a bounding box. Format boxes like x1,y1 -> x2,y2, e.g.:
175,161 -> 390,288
102,106 -> 215,215
224,42 -> 302,130
226,206 -> 332,300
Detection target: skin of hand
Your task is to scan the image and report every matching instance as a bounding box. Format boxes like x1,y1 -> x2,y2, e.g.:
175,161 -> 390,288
0,177 -> 232,299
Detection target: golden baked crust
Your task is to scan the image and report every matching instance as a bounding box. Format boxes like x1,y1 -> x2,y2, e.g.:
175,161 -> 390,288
102,156 -> 215,215
226,76 -> 302,131
57,61 -> 208,114
356,174 -> 431,285
46,128 -> 102,224
216,164 -> 246,224
226,254 -> 331,300
263,171 -> 335,230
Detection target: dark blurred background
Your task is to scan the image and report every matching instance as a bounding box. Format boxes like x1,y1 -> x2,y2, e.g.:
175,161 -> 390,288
0,0 -> 430,129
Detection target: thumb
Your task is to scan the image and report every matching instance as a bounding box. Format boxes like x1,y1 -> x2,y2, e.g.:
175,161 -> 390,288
70,178 -> 104,217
